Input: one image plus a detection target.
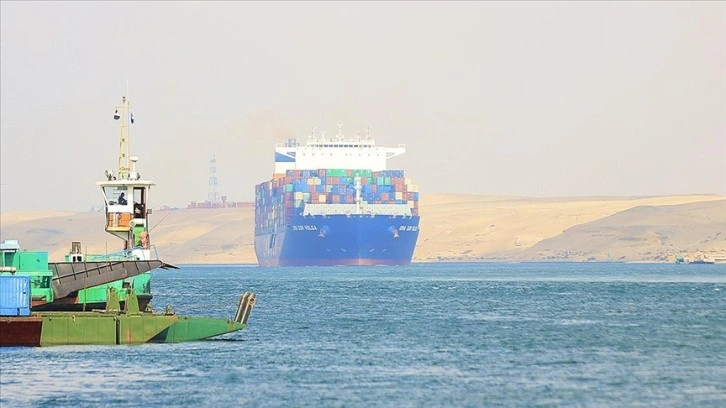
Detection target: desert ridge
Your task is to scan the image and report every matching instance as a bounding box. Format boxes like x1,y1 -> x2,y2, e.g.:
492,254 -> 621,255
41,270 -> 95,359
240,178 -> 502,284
1,194 -> 724,264
418,194 -> 726,262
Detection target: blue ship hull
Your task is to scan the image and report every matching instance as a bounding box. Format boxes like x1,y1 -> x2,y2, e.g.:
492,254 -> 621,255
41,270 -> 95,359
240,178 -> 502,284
255,214 -> 420,266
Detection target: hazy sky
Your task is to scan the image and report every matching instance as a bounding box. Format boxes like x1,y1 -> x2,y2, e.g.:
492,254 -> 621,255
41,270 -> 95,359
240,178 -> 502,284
1,1 -> 724,212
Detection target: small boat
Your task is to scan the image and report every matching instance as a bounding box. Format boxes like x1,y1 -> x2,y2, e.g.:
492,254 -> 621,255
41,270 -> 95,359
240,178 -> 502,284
689,259 -> 715,265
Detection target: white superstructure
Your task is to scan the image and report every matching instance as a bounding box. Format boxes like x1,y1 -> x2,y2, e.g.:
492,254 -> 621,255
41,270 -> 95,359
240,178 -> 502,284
273,125 -> 406,175
95,95 -> 155,260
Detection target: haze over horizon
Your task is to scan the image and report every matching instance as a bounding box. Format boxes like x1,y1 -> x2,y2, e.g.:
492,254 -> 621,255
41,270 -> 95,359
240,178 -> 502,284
1,1 -> 724,212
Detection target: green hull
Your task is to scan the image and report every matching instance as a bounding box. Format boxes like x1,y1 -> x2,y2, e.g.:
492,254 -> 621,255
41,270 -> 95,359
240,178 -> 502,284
36,287 -> 172,346
6,311 -> 249,347
1,287 -> 256,347
150,292 -> 256,343
150,317 -> 247,343
38,312 -> 178,346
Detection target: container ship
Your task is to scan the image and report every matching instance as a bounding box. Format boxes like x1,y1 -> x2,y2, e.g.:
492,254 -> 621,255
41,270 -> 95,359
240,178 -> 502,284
254,127 -> 420,266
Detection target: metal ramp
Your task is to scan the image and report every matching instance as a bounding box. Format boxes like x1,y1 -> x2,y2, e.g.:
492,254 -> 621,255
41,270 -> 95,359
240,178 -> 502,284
48,260 -> 174,299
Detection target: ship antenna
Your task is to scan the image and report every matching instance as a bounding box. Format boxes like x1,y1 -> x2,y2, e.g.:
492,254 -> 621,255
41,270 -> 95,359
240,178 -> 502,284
116,94 -> 131,180
126,80 -> 131,176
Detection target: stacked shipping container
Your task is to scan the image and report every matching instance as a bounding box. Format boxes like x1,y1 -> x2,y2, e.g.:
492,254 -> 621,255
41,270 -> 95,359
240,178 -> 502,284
255,169 -> 419,232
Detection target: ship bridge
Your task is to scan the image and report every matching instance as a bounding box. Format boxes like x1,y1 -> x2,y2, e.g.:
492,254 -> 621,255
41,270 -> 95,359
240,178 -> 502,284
97,156 -> 155,257
273,126 -> 405,175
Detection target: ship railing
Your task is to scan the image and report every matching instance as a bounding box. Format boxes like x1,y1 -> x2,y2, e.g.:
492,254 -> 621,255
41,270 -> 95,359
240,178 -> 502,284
83,245 -> 161,262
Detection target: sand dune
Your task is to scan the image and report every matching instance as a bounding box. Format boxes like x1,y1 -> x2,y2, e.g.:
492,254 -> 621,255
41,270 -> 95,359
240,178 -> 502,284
1,194 -> 724,264
492,199 -> 726,262
416,194 -> 725,262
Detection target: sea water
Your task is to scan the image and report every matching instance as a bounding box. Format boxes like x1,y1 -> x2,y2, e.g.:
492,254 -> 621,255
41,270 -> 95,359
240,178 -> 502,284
1,263 -> 724,407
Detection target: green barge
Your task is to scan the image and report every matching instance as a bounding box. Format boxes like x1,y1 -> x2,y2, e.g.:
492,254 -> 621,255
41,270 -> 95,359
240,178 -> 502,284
0,240 -> 255,347
1,277 -> 255,347
0,94 -> 256,346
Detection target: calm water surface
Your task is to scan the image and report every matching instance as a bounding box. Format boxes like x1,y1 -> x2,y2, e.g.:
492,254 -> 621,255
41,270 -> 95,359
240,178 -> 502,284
1,263 -> 725,407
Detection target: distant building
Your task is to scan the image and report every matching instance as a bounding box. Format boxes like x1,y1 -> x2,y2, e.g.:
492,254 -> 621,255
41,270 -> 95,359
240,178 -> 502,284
186,200 -> 252,209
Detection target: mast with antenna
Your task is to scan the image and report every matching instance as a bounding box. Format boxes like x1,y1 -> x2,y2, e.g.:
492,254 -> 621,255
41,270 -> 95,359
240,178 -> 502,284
115,95 -> 131,180
98,89 -> 155,256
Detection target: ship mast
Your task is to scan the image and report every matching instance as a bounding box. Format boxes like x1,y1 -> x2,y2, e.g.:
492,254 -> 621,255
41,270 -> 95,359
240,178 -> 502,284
115,96 -> 132,180
98,91 -> 155,258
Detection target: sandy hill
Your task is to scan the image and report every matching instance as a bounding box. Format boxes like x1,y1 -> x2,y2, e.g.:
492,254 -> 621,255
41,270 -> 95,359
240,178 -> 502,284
492,199 -> 726,262
1,194 -> 724,264
416,194 -> 725,262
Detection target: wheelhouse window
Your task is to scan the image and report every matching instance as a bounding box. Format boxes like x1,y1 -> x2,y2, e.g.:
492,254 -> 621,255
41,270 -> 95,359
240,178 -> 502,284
133,187 -> 146,218
105,186 -> 129,205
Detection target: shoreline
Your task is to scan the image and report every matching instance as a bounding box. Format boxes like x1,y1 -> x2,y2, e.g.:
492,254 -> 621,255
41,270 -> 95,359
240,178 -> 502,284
2,194 -> 724,265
